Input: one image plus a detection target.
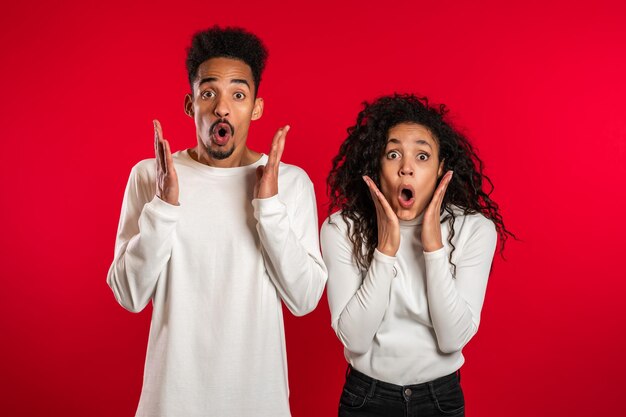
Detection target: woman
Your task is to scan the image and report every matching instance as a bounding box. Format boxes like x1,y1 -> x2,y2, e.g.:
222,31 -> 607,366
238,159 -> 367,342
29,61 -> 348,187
321,94 -> 513,417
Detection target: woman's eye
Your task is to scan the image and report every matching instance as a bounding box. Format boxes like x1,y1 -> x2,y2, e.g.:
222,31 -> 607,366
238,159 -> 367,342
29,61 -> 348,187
386,151 -> 401,160
417,153 -> 429,161
234,92 -> 245,100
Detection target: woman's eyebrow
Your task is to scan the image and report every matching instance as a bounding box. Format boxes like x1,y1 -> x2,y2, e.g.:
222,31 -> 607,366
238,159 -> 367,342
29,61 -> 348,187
415,139 -> 433,149
386,138 -> 432,149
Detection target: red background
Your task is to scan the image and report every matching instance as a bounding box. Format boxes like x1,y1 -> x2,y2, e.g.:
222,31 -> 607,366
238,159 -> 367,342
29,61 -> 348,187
2,0 -> 625,415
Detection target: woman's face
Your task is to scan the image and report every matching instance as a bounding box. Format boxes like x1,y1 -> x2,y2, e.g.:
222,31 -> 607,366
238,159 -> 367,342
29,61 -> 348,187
379,122 -> 444,221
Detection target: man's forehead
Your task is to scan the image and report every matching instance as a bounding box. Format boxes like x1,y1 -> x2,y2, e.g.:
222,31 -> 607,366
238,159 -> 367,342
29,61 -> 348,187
196,57 -> 254,82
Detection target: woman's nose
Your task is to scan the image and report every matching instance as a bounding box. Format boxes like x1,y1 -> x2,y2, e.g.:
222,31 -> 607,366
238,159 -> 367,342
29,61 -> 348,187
400,164 -> 414,176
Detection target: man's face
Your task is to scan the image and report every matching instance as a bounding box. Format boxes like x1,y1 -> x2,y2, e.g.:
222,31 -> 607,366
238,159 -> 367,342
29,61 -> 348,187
379,123 -> 444,221
185,57 -> 263,161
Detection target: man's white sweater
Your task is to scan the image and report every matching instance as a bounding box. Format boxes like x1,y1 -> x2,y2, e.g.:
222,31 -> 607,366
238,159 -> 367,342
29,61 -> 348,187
107,150 -> 327,416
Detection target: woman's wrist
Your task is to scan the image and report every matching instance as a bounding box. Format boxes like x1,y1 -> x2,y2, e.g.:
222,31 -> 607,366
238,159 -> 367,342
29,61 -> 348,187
422,239 -> 443,252
377,243 -> 399,257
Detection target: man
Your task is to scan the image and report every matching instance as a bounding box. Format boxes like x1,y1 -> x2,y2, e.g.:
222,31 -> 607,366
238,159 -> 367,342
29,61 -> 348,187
107,26 -> 327,416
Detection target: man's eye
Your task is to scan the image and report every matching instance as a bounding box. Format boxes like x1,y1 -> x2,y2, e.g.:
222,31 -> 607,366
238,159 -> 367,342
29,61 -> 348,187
201,91 -> 215,99
234,92 -> 245,100
417,153 -> 430,161
386,151 -> 401,160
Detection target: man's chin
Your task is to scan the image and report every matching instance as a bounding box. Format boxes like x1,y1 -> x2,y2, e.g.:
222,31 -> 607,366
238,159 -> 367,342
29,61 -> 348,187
207,144 -> 235,160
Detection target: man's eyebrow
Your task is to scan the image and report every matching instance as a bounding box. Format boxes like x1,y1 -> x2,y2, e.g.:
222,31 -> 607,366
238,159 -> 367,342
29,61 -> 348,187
231,79 -> 250,88
198,77 -> 218,86
198,77 -> 250,89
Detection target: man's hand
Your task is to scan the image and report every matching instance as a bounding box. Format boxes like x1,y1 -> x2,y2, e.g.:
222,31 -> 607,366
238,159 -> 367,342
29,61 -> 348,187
154,120 -> 179,206
254,125 -> 289,199
421,171 -> 453,252
363,175 -> 400,257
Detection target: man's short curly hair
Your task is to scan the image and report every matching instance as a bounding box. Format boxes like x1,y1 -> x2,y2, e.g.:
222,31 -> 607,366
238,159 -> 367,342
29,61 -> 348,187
185,26 -> 268,96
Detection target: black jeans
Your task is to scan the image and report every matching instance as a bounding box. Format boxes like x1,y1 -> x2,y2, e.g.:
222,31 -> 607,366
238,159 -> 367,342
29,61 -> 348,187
338,366 -> 465,417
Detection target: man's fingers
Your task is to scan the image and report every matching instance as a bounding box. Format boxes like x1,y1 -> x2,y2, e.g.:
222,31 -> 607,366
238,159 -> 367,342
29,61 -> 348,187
156,140 -> 165,173
266,128 -> 282,167
154,119 -> 167,172
256,165 -> 265,182
274,125 -> 288,167
164,139 -> 174,175
267,125 -> 289,169
159,138 -> 167,173
154,121 -> 158,155
154,119 -> 163,139
154,120 -> 160,167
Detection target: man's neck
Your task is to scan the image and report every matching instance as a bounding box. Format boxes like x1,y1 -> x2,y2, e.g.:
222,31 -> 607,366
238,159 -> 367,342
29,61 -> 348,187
190,146 -> 262,168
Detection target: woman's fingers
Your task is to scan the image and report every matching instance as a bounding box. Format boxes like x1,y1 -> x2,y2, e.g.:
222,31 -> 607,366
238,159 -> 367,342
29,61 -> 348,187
421,171 -> 452,252
376,186 -> 397,220
363,176 -> 382,212
364,176 -> 396,218
363,175 -> 400,256
433,171 -> 453,211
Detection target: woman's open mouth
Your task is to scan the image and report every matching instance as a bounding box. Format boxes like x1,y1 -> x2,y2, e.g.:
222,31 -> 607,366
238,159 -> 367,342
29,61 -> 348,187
398,185 -> 415,208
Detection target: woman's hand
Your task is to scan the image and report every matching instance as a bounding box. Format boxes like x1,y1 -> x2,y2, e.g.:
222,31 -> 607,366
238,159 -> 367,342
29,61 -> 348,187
363,175 -> 400,257
421,171 -> 453,252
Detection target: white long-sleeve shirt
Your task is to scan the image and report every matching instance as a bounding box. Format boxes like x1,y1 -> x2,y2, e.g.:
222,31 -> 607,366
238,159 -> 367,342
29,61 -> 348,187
107,150 -> 327,417
321,209 -> 496,385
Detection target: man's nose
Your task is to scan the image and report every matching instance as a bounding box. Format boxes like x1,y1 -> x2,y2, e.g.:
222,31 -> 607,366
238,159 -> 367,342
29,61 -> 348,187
214,96 -> 230,118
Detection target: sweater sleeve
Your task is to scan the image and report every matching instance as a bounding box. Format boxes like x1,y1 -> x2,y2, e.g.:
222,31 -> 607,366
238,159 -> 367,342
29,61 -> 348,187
106,163 -> 180,313
252,175 -> 327,317
321,217 -> 397,355
424,217 -> 497,353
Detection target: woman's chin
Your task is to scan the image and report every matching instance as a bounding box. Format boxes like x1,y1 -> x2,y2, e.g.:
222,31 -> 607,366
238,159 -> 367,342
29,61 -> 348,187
395,208 -> 419,221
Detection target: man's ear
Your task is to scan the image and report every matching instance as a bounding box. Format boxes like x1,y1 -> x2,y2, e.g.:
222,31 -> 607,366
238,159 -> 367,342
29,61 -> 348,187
184,94 -> 194,118
251,97 -> 264,121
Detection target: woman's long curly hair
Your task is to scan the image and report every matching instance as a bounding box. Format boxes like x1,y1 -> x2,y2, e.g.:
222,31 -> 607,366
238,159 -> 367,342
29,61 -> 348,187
327,93 -> 514,274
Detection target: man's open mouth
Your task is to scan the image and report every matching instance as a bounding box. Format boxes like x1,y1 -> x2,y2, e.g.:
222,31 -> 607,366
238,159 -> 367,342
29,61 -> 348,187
210,120 -> 234,146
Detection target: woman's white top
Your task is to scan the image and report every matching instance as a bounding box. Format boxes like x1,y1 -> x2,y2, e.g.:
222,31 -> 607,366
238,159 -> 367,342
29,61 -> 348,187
321,208 -> 497,385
